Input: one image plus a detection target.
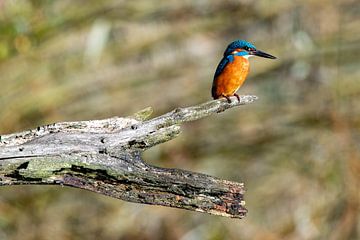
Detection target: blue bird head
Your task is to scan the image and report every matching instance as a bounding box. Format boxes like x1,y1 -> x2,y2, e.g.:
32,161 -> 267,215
223,40 -> 276,59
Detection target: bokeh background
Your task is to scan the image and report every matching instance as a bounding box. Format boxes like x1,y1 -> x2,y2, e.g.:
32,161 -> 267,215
0,0 -> 359,239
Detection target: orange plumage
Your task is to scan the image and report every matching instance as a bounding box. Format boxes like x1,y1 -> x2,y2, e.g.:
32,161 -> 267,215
212,56 -> 249,100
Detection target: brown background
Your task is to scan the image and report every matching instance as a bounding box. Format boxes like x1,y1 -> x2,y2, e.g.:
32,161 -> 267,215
0,0 -> 359,239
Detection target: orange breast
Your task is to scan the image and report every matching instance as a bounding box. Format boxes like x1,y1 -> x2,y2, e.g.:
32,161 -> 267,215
214,56 -> 249,98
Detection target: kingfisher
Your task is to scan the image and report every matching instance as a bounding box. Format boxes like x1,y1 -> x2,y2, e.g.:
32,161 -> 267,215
211,40 -> 276,103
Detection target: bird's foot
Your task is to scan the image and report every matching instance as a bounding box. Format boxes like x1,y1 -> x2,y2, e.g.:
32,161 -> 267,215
221,94 -> 232,103
234,93 -> 240,102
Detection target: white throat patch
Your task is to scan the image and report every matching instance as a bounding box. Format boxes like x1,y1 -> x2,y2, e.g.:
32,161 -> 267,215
243,55 -> 253,59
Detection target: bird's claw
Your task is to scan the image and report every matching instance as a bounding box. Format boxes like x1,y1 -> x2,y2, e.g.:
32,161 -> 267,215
234,93 -> 240,102
221,94 -> 232,103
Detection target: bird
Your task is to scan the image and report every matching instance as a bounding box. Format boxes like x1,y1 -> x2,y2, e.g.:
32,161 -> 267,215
211,40 -> 276,103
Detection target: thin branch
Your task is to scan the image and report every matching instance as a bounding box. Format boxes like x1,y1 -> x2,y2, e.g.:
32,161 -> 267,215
0,95 -> 257,219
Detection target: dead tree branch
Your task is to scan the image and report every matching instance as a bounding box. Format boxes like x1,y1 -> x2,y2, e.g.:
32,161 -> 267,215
0,95 -> 257,219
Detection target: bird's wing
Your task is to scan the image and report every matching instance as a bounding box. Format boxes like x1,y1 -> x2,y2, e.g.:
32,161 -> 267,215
212,56 -> 232,99
213,55 -> 232,79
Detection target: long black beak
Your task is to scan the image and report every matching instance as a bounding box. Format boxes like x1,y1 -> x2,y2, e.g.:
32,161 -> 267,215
251,50 -> 277,59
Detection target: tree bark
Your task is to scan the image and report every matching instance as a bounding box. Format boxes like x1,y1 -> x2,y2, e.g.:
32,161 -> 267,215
0,95 -> 257,219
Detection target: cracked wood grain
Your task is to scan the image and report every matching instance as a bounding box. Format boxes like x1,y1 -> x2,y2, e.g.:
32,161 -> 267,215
0,95 -> 257,219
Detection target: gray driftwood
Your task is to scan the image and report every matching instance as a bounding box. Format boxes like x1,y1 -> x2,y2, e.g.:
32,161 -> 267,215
0,95 -> 257,219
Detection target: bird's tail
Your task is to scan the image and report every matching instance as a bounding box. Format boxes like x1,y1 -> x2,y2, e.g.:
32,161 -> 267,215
211,84 -> 218,99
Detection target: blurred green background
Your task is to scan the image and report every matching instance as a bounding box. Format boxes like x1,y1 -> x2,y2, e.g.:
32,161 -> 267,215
0,0 -> 359,239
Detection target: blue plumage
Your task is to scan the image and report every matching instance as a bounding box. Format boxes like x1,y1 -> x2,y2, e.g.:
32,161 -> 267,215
214,57 -> 229,80
214,40 -> 254,80
223,40 -> 256,56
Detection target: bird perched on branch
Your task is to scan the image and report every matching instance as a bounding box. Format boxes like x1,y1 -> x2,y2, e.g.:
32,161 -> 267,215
211,40 -> 276,103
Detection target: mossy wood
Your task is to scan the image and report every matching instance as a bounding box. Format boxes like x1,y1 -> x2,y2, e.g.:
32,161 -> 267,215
0,95 -> 257,219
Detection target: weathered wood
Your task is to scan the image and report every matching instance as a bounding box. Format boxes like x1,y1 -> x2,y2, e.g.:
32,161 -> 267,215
0,95 -> 257,218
